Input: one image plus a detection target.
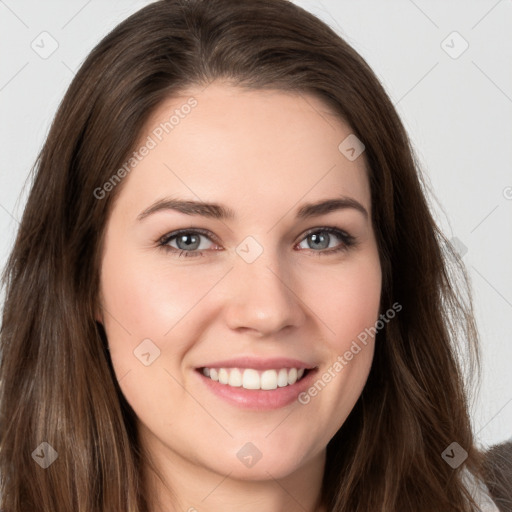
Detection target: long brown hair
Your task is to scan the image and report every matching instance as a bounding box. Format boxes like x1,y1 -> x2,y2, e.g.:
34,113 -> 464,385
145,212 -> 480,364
0,0 -> 486,510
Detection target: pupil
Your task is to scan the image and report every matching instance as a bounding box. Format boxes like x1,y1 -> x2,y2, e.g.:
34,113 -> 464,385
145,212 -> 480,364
177,234 -> 199,250
310,232 -> 328,250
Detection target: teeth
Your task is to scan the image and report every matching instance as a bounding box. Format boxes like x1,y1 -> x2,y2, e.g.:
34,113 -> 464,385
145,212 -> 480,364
218,368 -> 229,385
288,368 -> 298,385
277,368 -> 289,387
228,368 -> 242,387
201,367 -> 307,390
261,370 -> 277,390
243,369 -> 260,389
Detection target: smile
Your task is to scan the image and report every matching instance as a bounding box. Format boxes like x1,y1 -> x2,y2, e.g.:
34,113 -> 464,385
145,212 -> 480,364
201,367 -> 306,390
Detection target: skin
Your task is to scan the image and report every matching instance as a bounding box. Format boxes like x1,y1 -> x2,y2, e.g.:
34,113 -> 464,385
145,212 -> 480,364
98,82 -> 382,512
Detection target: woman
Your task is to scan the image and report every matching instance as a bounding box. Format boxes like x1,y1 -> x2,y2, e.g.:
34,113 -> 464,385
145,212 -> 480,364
0,0 -> 500,510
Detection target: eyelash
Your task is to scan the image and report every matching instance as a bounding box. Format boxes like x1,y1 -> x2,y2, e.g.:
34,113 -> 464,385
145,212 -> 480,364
157,227 -> 357,258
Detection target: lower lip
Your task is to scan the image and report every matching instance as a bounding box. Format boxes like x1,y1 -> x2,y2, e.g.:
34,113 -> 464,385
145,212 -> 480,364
196,369 -> 317,410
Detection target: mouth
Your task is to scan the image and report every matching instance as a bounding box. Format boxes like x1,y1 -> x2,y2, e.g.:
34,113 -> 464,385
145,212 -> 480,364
198,366 -> 310,390
194,358 -> 318,410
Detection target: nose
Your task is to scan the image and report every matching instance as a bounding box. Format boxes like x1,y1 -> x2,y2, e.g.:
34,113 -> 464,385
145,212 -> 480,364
222,249 -> 306,337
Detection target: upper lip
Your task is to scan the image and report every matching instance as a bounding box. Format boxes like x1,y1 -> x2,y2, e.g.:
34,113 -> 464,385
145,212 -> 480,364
197,357 -> 317,371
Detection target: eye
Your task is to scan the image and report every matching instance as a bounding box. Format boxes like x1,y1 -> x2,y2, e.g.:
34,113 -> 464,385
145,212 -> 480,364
296,227 -> 356,255
158,229 -> 219,258
158,226 -> 356,258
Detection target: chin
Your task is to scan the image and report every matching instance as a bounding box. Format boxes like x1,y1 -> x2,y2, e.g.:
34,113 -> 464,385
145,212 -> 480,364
206,438 -> 319,481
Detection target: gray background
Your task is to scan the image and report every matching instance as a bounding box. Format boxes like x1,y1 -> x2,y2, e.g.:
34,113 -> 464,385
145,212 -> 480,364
1,0 -> 511,448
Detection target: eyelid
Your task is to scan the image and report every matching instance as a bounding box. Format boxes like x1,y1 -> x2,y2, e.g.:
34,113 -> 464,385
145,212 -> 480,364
297,225 -> 354,244
158,227 -> 221,246
157,225 -> 356,258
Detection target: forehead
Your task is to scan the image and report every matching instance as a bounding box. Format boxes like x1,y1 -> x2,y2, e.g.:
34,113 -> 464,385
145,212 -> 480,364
117,82 -> 370,218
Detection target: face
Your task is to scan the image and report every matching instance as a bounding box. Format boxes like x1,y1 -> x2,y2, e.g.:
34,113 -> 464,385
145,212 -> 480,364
98,82 -> 382,482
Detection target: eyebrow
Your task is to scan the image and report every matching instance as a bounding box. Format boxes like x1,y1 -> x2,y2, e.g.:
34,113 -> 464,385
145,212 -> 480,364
137,196 -> 368,221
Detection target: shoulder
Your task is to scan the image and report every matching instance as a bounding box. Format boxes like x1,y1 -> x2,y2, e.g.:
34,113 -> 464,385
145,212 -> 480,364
462,468 -> 500,511
481,439 -> 512,512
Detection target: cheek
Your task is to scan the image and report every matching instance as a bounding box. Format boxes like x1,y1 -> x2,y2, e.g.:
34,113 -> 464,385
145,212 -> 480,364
99,246 -> 229,379
299,254 -> 382,351
99,248 -> 217,337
